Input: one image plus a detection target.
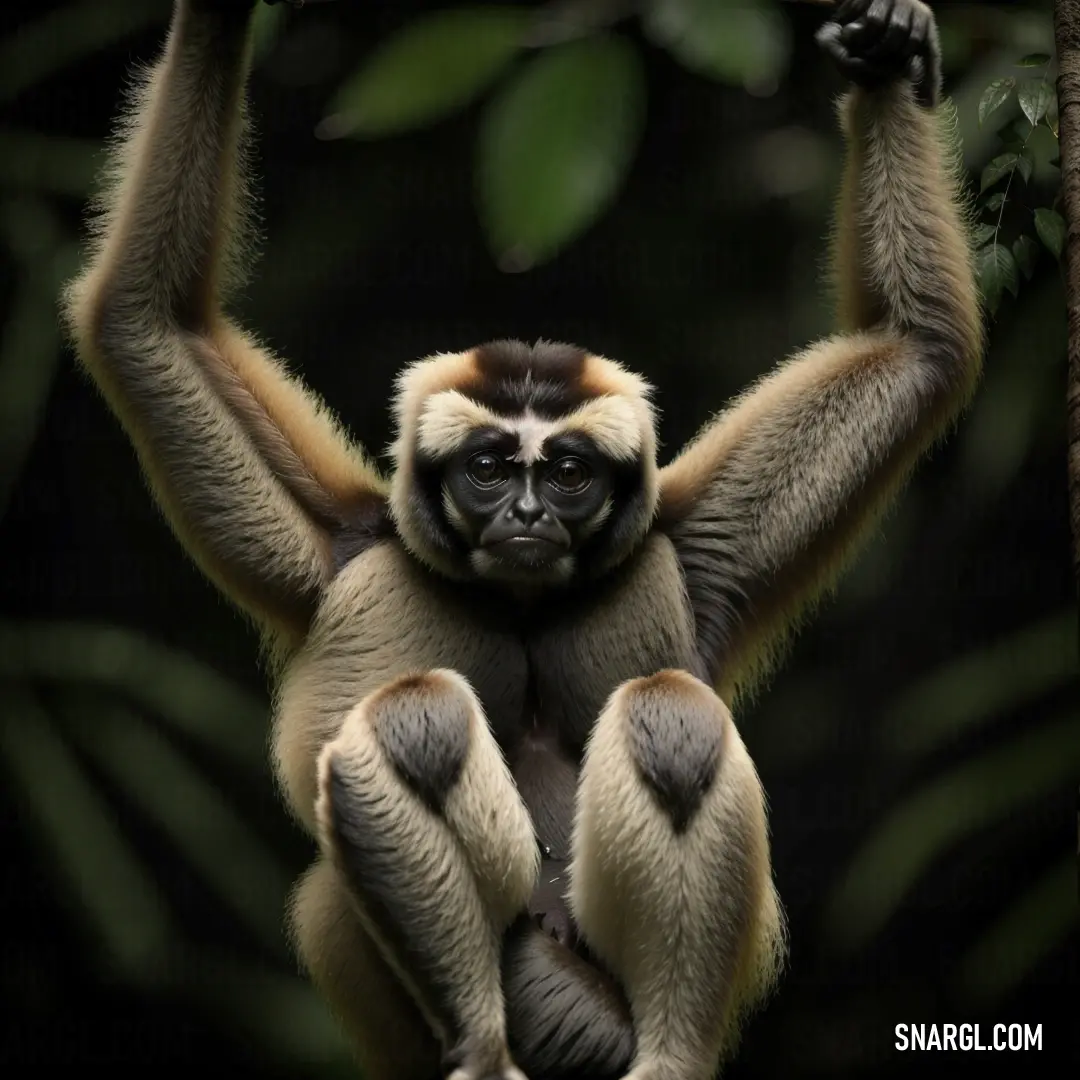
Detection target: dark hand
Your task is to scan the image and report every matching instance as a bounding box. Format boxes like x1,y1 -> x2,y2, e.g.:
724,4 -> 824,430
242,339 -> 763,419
816,0 -> 942,109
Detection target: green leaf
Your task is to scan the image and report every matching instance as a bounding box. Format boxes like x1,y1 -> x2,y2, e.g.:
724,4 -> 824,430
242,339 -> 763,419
983,192 -> 1006,213
980,153 -> 1017,192
320,7 -> 529,138
1046,91 -> 1059,137
1002,114 -> 1034,144
1016,146 -> 1034,185
977,77 -> 1014,128
477,36 -> 645,271
643,0 -> 791,89
1012,234 -> 1039,280
1034,207 -> 1066,258
1017,78 -> 1053,127
976,242 -> 1018,313
1002,256 -> 1020,297
972,223 -> 997,247
1016,52 -> 1051,67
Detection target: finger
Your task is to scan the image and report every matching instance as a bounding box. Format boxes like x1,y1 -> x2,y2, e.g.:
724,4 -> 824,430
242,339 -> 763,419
818,20 -> 893,89
817,25 -> 883,77
863,0 -> 913,60
836,0 -> 872,24
840,0 -> 896,51
867,0 -> 898,26
816,22 -> 849,66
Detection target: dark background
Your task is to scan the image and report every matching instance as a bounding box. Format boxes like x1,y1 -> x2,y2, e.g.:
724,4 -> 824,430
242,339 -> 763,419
0,1 -> 1075,1076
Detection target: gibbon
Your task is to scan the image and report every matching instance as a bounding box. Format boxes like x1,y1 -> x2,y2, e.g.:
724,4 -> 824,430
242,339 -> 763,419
62,1 -> 982,1079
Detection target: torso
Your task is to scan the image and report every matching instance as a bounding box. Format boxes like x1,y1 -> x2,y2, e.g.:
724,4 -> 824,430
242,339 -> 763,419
272,532 -> 701,848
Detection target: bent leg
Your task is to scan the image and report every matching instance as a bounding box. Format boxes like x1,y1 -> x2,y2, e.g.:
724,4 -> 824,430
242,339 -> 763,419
290,857 -> 441,1080
315,669 -> 539,1080
569,670 -> 786,1080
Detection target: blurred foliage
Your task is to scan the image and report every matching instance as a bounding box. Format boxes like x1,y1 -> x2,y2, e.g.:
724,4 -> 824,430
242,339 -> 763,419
0,622 -> 349,1065
477,35 -> 645,271
319,7 -> 530,138
0,0 -> 1075,1075
320,0 -> 798,269
974,52 -> 1065,313
0,1 -> 351,1067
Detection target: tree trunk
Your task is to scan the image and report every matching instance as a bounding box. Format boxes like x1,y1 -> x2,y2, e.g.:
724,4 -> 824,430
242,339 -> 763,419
1055,0 -> 1080,595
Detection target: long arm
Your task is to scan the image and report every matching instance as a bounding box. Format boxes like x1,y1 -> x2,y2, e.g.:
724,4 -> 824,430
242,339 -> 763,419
658,0 -> 983,694
63,0 -> 387,646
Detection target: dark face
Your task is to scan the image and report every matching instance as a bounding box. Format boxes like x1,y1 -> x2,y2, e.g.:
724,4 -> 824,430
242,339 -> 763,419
443,428 -> 614,584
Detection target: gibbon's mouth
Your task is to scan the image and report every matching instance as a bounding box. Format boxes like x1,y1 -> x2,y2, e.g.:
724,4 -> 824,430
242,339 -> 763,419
484,536 -> 567,566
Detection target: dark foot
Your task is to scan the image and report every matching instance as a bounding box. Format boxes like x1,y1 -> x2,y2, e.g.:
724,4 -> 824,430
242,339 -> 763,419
502,917 -> 634,1080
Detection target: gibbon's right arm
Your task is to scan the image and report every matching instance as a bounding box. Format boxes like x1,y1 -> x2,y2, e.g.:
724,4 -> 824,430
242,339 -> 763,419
63,0 -> 387,645
656,0 -> 983,695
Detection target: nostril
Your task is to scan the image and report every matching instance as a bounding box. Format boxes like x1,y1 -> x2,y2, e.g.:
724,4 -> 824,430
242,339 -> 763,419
513,501 -> 545,527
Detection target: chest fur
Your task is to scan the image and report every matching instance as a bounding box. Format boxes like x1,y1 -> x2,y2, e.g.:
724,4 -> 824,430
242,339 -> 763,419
526,533 -> 700,745
273,534 -> 698,836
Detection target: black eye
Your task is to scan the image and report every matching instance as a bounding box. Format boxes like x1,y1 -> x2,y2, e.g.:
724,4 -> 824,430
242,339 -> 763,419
466,452 -> 508,488
548,457 -> 591,494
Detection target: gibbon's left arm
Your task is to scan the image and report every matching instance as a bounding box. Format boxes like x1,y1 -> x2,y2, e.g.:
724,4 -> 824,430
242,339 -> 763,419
62,0 -> 388,648
658,0 -> 983,693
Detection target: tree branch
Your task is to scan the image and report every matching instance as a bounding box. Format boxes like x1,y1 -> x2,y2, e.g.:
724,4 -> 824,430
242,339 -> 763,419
1054,0 -> 1080,596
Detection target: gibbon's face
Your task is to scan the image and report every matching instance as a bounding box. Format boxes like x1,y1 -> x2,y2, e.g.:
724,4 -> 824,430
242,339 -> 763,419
443,426 -> 616,584
389,340 -> 660,587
